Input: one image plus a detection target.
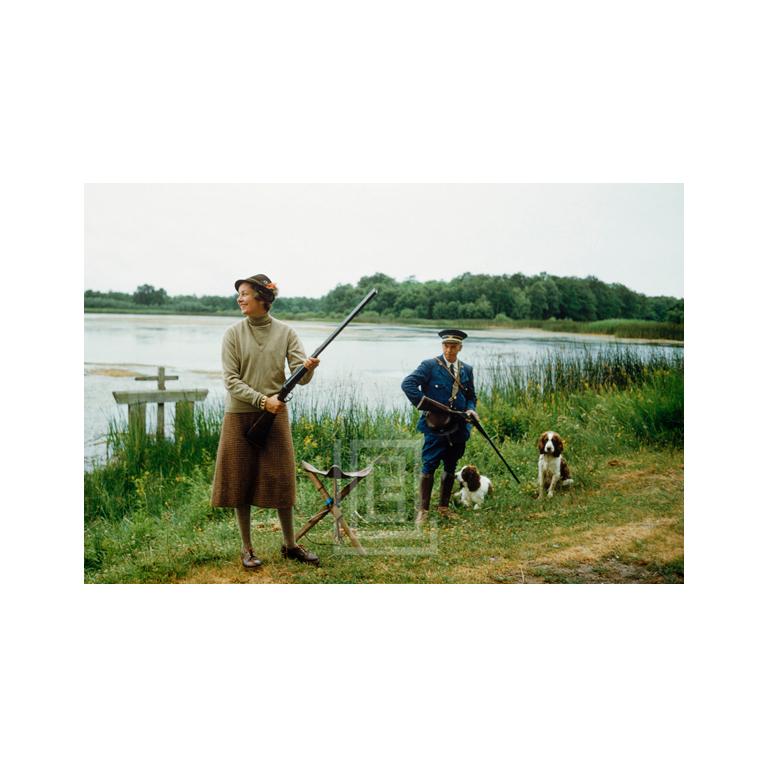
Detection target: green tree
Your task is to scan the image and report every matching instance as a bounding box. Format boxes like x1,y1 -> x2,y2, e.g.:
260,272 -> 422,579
556,278 -> 597,321
526,272 -> 564,320
507,286 -> 531,319
394,282 -> 429,317
356,273 -> 399,315
614,283 -> 643,318
665,299 -> 684,324
433,300 -> 461,319
460,296 -> 494,319
133,284 -> 168,306
527,280 -> 548,319
586,275 -> 622,319
324,283 -> 360,314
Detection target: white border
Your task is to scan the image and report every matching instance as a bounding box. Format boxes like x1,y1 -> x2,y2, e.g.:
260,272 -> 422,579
5,0 -> 765,765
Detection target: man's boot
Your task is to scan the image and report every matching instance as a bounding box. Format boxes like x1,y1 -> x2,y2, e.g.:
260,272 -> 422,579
437,471 -> 456,517
415,473 -> 434,529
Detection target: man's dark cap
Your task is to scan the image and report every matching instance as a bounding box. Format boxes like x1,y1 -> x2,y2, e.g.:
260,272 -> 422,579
438,329 -> 467,343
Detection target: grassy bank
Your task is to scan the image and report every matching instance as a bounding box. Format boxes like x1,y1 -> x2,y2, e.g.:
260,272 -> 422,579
85,307 -> 683,342
84,348 -> 683,583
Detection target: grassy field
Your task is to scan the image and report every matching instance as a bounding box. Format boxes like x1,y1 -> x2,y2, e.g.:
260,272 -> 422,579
84,348 -> 684,584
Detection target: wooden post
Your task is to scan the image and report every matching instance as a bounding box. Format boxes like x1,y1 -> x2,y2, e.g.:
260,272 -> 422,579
157,365 -> 165,439
174,401 -> 195,441
113,388 -> 208,442
134,366 -> 179,439
127,403 -> 147,438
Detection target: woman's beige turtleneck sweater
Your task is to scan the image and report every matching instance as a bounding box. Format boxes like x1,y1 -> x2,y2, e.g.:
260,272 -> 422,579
221,314 -> 314,413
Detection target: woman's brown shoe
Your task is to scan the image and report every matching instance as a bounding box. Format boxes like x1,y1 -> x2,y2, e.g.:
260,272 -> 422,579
281,544 -> 320,566
242,548 -> 263,569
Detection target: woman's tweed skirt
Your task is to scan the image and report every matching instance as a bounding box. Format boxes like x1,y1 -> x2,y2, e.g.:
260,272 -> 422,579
211,408 -> 296,509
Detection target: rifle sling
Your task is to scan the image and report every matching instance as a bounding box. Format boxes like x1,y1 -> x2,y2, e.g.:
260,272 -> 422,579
434,356 -> 467,404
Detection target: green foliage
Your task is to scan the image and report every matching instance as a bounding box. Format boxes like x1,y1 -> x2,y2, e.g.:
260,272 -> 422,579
133,284 -> 168,306
585,319 -> 683,340
85,273 -> 684,331
604,369 -> 684,446
488,317 -> 683,341
85,403 -> 223,522
665,299 -> 684,324
86,348 -> 682,523
479,348 -> 683,450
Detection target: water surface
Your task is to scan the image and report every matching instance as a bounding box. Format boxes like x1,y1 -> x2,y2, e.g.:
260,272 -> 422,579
85,313 -> 682,466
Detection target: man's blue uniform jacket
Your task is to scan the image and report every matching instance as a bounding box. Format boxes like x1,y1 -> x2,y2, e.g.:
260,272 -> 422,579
401,356 -> 477,440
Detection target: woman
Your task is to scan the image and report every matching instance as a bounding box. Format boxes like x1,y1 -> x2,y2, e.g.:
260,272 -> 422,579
211,273 -> 321,568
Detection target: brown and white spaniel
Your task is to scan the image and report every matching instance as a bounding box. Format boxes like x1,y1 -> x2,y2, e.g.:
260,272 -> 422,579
537,431 -> 574,498
455,464 -> 493,508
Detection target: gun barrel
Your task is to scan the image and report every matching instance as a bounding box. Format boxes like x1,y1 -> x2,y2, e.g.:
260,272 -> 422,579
310,288 -> 378,359
248,288 -> 378,441
471,416 -> 521,484
275,288 -> 378,403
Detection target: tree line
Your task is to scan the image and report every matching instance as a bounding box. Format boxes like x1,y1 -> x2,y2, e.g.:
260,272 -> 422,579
84,272 -> 683,324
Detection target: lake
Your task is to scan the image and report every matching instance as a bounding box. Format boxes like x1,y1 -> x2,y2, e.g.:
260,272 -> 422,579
84,313 -> 682,467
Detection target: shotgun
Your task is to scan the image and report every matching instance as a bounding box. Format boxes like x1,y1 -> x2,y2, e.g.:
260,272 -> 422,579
246,288 -> 378,448
416,395 -> 521,483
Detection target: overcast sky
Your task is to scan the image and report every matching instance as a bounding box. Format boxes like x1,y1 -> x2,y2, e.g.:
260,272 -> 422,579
84,184 -> 683,299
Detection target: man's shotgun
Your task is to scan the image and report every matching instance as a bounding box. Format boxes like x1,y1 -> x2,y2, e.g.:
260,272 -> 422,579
246,288 -> 378,448
416,395 -> 521,484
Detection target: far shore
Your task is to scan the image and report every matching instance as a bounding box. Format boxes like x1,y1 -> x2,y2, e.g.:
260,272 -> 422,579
85,307 -> 684,344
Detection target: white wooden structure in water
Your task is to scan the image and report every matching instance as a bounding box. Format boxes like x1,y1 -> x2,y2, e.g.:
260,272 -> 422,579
112,366 -> 208,438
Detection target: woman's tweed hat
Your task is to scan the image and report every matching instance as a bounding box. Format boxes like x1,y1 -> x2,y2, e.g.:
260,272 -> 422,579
234,274 -> 279,302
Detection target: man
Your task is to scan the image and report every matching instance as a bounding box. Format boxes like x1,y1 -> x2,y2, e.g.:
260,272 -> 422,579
401,329 -> 478,527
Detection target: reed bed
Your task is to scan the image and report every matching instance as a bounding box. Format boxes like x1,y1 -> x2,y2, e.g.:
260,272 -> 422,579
86,347 -> 682,518
511,318 -> 684,341
481,346 -> 682,400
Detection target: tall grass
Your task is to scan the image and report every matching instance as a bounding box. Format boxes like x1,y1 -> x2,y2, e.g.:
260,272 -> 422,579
583,319 -> 683,340
85,347 -> 683,524
478,347 -> 683,448
85,401 -> 224,522
481,346 -> 682,400
502,318 -> 684,341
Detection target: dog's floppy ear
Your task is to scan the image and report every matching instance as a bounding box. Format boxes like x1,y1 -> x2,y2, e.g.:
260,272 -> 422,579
537,432 -> 547,453
465,465 -> 481,492
553,433 -> 564,456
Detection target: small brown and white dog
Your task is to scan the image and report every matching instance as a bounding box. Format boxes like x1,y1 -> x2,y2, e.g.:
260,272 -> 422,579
455,465 -> 493,508
537,431 -> 574,498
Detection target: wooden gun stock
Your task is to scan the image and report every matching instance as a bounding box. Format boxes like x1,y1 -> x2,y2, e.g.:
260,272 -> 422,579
415,396 -> 520,483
